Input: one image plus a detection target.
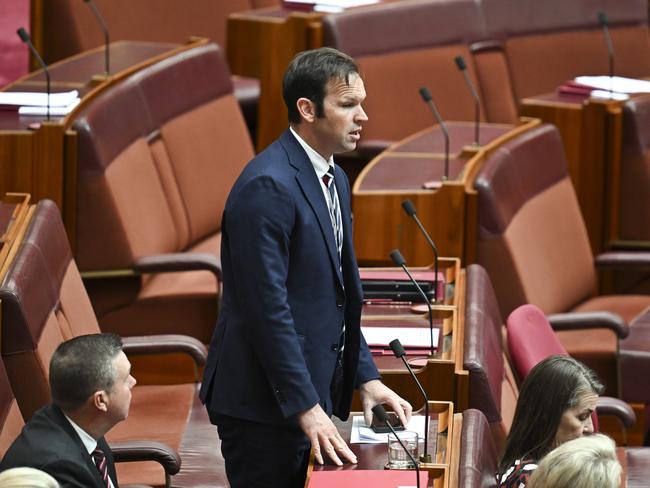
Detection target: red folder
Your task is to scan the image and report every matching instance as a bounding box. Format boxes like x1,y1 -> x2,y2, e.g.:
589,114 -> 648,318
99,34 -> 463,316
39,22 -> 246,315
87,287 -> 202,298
308,470 -> 429,487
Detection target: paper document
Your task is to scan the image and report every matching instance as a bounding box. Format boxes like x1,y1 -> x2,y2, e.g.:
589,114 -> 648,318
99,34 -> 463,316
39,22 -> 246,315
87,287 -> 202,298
350,415 -> 426,444
575,76 -> 650,94
361,326 -> 439,349
0,90 -> 79,107
19,98 -> 81,116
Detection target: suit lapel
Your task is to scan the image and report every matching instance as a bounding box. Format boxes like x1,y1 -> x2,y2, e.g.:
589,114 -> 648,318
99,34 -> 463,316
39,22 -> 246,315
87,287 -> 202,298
281,130 -> 344,288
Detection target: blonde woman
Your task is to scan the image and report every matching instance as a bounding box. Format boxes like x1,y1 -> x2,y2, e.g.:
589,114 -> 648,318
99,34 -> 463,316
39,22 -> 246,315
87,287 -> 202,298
528,433 -> 621,488
0,467 -> 59,488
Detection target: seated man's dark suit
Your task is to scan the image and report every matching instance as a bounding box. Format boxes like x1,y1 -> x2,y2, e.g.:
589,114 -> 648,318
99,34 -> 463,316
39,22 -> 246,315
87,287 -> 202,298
200,129 -> 379,482
0,404 -> 118,488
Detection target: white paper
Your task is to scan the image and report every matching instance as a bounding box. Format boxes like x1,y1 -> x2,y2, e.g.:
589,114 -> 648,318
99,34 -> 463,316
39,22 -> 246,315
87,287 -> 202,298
0,90 -> 79,107
575,76 -> 650,94
361,326 -> 439,349
590,90 -> 629,101
350,415 -> 426,444
19,98 -> 81,116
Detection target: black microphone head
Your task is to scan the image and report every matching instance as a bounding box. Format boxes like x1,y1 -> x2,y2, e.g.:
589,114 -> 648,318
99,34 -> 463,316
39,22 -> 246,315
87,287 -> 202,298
401,199 -> 417,217
371,404 -> 389,423
389,339 -> 406,358
597,11 -> 608,26
454,55 -> 467,71
418,87 -> 432,102
389,249 -> 406,267
16,27 -> 30,43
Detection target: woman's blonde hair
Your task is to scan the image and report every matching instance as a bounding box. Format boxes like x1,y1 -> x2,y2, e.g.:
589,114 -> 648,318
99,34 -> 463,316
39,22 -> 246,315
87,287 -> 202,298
528,434 -> 621,488
0,468 -> 59,488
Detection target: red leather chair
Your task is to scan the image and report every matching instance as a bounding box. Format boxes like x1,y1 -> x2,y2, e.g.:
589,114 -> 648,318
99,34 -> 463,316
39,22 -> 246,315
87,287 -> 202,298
457,409 -> 499,488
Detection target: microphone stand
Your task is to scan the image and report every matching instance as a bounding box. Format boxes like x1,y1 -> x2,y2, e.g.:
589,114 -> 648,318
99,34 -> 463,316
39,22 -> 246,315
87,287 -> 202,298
418,87 -> 449,180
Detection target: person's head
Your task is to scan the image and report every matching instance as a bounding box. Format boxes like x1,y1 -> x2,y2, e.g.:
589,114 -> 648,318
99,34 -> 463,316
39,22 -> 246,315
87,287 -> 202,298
49,333 -> 136,426
283,47 -> 368,158
528,434 -> 621,488
499,355 -> 604,472
0,467 -> 60,488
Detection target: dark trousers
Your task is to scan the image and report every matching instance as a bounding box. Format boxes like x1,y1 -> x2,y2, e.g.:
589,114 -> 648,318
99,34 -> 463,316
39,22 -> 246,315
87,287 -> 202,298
213,413 -> 311,488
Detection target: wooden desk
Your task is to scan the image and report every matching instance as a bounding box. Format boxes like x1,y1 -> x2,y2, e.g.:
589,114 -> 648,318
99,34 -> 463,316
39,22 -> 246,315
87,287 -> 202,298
0,39 -> 206,244
520,92 -> 623,255
307,402 -> 457,488
352,259 -> 469,414
352,118 -> 541,267
227,7 -> 324,151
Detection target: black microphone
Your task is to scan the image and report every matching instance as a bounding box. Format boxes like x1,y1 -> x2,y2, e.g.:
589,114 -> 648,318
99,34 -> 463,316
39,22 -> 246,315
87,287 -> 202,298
597,11 -> 615,96
372,404 -> 420,488
389,249 -> 435,357
401,199 -> 440,304
17,28 -> 50,121
418,87 -> 450,180
389,338 -> 431,463
454,55 -> 481,146
84,0 -> 110,76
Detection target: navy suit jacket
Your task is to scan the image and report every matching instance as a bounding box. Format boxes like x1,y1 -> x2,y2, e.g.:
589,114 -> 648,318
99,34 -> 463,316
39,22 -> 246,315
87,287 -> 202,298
200,129 -> 379,425
0,404 -> 118,488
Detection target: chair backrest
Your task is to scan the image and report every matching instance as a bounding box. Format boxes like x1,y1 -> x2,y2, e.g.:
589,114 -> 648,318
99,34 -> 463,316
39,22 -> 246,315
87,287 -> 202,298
474,123 -> 597,318
482,0 -> 650,100
43,0 -> 279,62
463,264 -> 518,450
322,0 -> 518,147
0,360 -> 24,457
73,42 -> 253,271
620,95 -> 650,242
458,409 -> 499,488
506,304 -> 568,381
0,200 -> 100,420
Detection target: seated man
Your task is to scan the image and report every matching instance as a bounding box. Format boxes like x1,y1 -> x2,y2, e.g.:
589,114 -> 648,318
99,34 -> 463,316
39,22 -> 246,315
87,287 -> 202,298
1,333 -> 136,488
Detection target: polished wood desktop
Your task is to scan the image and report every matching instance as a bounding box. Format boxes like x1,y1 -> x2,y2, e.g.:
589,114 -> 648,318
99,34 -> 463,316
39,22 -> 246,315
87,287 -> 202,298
352,118 -> 541,268
0,38 -> 206,244
520,91 -> 623,255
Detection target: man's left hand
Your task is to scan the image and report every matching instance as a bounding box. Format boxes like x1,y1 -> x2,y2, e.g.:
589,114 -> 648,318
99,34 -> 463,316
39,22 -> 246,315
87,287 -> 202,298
359,379 -> 412,428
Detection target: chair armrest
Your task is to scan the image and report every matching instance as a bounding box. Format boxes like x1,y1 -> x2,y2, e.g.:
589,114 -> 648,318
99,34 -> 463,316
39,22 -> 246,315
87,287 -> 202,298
109,440 -> 182,475
595,251 -> 650,270
122,335 -> 207,367
547,312 -> 629,339
596,396 -> 636,428
133,253 -> 222,283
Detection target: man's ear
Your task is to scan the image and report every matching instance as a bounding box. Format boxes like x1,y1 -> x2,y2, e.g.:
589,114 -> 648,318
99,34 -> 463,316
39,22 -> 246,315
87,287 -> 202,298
93,390 -> 109,412
296,97 -> 316,123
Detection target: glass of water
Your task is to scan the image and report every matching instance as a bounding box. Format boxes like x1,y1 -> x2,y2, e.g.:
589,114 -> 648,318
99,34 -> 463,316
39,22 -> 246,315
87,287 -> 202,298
387,431 -> 419,469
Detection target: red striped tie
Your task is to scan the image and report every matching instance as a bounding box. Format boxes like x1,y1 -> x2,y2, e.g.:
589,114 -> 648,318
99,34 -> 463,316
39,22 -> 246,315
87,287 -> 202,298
91,448 -> 111,488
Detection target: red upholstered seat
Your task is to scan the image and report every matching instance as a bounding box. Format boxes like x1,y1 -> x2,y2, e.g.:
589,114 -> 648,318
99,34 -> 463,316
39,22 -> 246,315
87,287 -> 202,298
72,42 -> 253,343
474,123 -> 650,398
458,409 -> 499,488
0,200 -> 227,487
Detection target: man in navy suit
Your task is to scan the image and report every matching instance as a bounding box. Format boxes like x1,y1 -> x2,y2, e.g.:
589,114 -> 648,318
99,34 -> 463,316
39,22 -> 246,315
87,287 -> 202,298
200,47 -> 412,487
1,333 -> 136,487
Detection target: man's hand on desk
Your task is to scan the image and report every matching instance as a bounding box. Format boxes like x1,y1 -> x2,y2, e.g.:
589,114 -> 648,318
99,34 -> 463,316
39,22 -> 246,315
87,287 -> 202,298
297,404 -> 357,466
360,379 -> 412,428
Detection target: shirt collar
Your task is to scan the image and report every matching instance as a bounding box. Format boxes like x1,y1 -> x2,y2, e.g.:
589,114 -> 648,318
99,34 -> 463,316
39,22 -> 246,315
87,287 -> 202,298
289,126 -> 334,180
64,414 -> 98,455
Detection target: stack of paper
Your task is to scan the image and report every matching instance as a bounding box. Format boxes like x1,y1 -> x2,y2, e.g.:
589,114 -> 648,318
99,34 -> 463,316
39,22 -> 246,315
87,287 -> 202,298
0,90 -> 81,116
284,0 -> 379,13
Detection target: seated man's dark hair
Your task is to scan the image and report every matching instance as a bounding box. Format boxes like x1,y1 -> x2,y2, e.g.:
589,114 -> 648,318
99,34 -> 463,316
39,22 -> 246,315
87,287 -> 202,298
49,333 -> 123,411
282,47 -> 359,124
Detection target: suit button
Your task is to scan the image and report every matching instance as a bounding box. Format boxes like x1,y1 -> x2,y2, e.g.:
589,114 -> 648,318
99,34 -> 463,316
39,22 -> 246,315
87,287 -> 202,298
331,344 -> 339,352
336,302 -> 343,309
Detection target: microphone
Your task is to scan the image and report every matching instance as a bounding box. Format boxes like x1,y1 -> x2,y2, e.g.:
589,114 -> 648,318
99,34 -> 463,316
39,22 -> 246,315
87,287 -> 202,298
418,87 -> 450,180
389,338 -> 431,464
389,249 -> 435,357
84,0 -> 110,76
597,11 -> 615,96
16,27 -> 50,121
454,55 -> 481,146
401,199 -> 439,304
372,404 -> 420,488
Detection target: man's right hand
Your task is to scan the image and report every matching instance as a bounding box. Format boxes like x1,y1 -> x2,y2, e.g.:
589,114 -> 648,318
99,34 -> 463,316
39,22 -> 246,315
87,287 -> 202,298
297,404 -> 357,466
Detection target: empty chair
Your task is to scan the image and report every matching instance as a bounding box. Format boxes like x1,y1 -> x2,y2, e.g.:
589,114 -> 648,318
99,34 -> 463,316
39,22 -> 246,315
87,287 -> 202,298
73,42 -> 253,343
474,123 -> 650,395
0,199 -> 227,487
457,409 -> 499,488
